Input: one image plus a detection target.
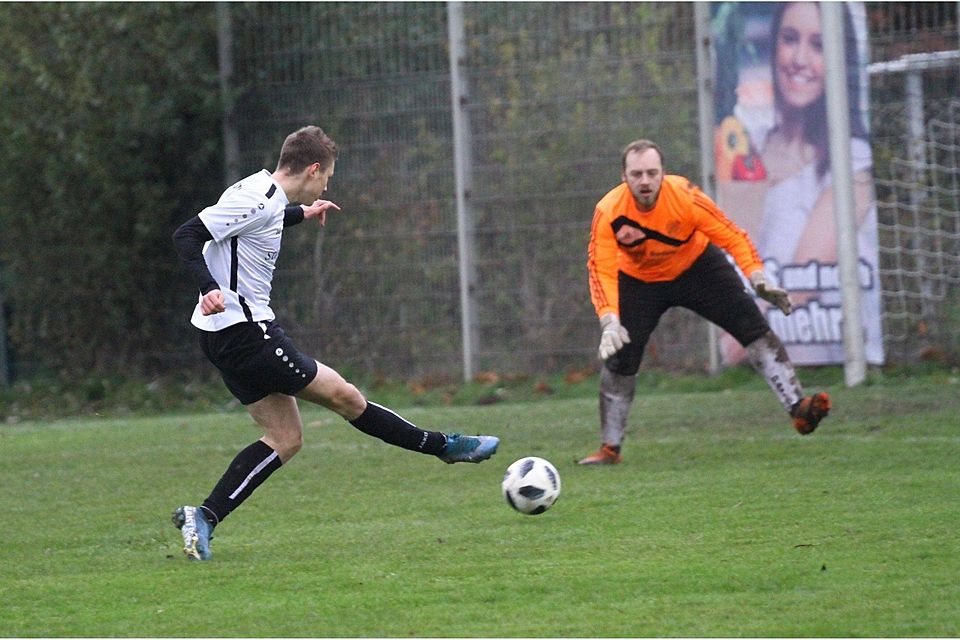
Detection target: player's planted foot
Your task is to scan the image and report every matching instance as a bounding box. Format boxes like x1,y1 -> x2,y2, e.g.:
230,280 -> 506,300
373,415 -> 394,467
172,505 -> 215,560
577,443 -> 622,465
792,392 -> 831,435
438,434 -> 500,464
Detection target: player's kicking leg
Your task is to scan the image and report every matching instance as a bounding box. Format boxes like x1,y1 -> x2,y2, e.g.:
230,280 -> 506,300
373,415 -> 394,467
437,432 -> 500,463
297,362 -> 500,463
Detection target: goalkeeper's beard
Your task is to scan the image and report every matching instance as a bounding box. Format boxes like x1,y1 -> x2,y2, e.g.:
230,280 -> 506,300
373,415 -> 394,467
631,187 -> 660,211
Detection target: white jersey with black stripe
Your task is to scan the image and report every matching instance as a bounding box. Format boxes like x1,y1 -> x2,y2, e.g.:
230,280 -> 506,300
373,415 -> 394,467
190,170 -> 288,331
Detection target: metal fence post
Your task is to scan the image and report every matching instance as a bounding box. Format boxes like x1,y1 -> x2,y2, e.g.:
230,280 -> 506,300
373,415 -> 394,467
694,2 -> 720,375
447,1 -> 478,382
822,2 -> 867,386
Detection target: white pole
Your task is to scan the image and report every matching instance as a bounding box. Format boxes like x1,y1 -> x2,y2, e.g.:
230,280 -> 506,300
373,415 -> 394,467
446,1 -> 478,382
905,71 -> 935,319
694,2 -> 720,375
906,71 -> 926,175
821,2 -> 867,386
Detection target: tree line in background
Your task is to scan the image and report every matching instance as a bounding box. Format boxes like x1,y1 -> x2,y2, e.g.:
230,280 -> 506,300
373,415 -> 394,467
0,3 -> 223,380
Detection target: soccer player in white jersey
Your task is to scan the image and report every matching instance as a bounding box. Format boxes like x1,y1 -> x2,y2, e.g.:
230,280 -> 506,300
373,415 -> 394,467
171,126 -> 499,560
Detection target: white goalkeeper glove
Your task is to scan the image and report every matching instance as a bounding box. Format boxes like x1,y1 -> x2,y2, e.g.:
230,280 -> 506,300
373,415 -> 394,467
750,271 -> 793,315
598,313 -> 631,361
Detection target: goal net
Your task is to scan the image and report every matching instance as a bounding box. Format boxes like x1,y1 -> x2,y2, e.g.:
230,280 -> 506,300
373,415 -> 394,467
876,98 -> 960,362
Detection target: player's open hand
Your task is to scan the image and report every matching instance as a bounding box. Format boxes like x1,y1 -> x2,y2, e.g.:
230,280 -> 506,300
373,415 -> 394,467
200,289 -> 226,316
750,271 -> 792,315
302,199 -> 341,226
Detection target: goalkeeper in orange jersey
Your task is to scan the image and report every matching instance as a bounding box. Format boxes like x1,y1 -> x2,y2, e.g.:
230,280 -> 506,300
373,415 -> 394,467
579,139 -> 830,465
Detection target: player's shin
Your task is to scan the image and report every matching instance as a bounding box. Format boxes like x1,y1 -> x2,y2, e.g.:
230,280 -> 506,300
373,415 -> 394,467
349,401 -> 447,454
745,331 -> 803,412
201,440 -> 283,525
599,367 -> 636,447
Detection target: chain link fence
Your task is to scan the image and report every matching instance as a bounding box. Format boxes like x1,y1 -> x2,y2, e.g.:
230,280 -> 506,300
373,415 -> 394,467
222,2 -> 959,383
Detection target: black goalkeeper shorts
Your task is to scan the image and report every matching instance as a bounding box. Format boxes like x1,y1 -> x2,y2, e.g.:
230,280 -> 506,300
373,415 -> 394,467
605,244 -> 770,376
198,320 -> 319,405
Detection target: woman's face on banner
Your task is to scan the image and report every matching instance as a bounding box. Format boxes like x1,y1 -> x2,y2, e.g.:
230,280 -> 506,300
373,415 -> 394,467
775,2 -> 825,110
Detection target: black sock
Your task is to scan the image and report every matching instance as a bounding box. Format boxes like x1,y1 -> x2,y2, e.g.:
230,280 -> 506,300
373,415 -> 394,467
349,401 -> 446,455
201,440 -> 282,525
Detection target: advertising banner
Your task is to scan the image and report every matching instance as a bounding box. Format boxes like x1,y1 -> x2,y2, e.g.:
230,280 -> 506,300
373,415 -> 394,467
711,1 -> 884,365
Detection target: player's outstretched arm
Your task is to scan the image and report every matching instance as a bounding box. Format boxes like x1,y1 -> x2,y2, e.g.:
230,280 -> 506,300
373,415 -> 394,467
302,199 -> 341,226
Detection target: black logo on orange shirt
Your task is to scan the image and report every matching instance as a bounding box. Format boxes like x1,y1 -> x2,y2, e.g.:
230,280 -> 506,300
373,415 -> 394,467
611,216 -> 691,248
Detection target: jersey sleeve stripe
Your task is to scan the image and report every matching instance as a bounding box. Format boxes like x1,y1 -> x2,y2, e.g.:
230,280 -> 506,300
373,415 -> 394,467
587,207 -> 614,313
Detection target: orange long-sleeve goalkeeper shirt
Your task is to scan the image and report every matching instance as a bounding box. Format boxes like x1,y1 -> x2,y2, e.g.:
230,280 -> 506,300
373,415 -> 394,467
588,175 -> 763,318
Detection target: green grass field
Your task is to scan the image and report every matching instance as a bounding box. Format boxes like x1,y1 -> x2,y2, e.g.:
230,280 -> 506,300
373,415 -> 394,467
2,371 -> 958,637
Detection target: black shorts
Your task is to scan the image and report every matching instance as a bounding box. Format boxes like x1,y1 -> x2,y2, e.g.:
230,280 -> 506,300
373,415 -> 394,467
198,320 -> 319,405
606,244 -> 770,376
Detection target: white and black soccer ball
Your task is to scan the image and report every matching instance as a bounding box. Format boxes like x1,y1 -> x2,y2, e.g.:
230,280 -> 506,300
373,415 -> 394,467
501,456 -> 561,515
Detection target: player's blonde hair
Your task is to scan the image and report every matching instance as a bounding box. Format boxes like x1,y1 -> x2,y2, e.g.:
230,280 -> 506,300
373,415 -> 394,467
276,126 -> 339,174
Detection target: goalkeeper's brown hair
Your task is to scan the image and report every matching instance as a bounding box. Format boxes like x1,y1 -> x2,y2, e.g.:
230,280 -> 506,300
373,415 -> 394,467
276,126 -> 339,174
621,139 -> 663,171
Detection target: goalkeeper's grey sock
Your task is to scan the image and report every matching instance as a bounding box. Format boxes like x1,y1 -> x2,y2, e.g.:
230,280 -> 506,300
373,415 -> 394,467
349,401 -> 446,455
600,367 -> 636,447
745,330 -> 803,412
201,439 -> 282,525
